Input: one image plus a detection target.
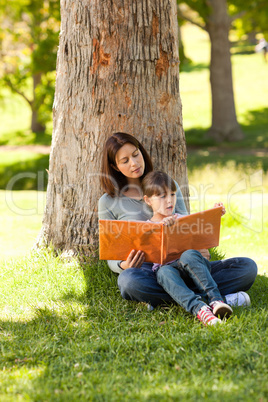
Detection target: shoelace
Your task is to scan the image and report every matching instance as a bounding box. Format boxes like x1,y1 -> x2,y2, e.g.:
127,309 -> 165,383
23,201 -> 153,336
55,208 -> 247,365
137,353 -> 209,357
210,300 -> 224,309
198,306 -> 218,325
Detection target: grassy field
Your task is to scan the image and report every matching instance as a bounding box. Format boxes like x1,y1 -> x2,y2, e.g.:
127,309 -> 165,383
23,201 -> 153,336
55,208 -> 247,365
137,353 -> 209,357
0,23 -> 268,401
0,250 -> 267,401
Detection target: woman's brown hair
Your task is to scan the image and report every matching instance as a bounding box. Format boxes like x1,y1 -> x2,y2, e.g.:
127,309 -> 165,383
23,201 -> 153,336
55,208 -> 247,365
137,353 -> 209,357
101,132 -> 153,197
142,171 -> 176,198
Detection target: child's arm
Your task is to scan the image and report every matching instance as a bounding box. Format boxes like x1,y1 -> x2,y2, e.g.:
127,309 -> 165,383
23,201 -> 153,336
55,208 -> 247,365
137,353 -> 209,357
214,202 -> 226,216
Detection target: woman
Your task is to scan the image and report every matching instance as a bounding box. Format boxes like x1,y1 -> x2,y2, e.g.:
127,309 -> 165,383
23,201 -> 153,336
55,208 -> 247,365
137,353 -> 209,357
98,132 -> 257,308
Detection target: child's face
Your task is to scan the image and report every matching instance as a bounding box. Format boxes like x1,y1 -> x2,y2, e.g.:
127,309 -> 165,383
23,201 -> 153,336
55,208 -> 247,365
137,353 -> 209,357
145,189 -> 176,217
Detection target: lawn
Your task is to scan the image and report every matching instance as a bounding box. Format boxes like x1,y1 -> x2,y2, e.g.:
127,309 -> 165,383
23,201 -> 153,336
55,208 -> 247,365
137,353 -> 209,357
0,23 -> 267,401
0,245 -> 267,401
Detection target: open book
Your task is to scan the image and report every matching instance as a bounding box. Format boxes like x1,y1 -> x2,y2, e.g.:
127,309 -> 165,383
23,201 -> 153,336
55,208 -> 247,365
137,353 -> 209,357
99,207 -> 222,265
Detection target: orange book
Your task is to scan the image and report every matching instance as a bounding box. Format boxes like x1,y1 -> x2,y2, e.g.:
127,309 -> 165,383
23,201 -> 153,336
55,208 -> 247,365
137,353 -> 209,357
99,207 -> 222,264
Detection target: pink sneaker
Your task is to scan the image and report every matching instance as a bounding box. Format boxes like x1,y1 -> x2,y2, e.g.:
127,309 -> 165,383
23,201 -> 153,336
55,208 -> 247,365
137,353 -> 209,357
210,301 -> 233,319
197,305 -> 222,326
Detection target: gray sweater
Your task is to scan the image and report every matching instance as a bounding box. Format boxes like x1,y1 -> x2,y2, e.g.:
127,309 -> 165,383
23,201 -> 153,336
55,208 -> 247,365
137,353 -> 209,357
98,180 -> 188,274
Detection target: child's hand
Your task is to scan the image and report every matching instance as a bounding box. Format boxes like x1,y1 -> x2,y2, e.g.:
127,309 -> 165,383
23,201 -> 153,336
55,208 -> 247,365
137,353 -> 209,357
162,215 -> 176,226
214,202 -> 226,216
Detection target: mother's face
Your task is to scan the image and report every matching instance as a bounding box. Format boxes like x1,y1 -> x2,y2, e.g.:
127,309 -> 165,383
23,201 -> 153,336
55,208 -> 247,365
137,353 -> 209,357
114,143 -> 145,180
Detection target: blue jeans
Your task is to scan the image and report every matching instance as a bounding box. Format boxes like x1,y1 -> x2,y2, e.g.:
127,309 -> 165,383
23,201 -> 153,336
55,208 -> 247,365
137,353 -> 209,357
117,250 -> 258,310
156,250 -> 224,315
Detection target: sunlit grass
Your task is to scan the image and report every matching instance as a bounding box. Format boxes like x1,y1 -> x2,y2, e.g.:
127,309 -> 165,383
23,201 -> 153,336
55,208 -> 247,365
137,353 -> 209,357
0,190 -> 45,260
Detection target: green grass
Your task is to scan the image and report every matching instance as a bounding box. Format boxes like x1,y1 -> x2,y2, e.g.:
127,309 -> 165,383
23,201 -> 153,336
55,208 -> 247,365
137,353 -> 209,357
0,152 -> 49,190
0,190 -> 45,260
0,250 -> 267,401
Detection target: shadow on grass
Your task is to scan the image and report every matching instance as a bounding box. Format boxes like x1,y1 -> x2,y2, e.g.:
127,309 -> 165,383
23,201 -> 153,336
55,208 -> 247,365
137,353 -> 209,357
0,129 -> 52,146
185,106 -> 268,172
187,149 -> 268,172
241,107 -> 268,145
186,107 -> 268,147
0,154 -> 49,190
230,40 -> 255,56
180,62 -> 209,73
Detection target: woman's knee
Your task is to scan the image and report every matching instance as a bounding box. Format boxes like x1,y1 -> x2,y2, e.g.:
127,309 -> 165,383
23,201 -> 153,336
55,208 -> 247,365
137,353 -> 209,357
117,269 -> 138,298
117,268 -> 155,300
243,257 -> 258,285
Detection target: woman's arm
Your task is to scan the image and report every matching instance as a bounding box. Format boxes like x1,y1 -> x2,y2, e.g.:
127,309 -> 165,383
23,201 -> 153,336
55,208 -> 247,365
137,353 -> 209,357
98,194 -> 124,273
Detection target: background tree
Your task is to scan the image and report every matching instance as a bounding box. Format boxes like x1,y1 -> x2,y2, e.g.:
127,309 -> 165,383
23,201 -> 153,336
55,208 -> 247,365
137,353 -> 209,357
38,0 -> 189,255
178,0 -> 268,142
177,0 -> 241,142
0,0 -> 60,132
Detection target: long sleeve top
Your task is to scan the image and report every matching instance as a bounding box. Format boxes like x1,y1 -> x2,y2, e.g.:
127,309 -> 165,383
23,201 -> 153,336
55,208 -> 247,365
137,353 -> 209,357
98,180 -> 188,274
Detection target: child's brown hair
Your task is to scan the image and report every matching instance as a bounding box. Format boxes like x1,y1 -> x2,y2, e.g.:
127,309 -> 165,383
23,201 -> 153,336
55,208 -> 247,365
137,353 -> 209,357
142,171 -> 176,197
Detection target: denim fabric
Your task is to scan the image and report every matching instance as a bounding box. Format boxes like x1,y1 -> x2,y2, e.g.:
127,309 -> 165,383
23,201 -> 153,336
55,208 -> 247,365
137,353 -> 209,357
117,251 -> 258,309
156,250 -> 224,315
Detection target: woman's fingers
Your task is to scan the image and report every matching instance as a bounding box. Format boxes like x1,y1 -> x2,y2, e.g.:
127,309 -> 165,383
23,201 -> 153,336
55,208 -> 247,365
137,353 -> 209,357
126,249 -> 136,262
127,250 -> 145,268
134,252 -> 145,268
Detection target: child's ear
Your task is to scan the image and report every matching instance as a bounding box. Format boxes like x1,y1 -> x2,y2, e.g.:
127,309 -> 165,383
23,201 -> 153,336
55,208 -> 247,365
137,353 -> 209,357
144,195 -> 151,206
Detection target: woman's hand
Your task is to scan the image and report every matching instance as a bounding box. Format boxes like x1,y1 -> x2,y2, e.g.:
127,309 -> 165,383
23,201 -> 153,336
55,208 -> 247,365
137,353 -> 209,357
161,215 -> 176,226
214,202 -> 226,216
120,249 -> 145,270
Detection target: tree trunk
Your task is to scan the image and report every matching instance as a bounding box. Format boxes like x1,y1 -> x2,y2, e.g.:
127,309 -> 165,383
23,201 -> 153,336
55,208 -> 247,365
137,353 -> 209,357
206,0 -> 244,142
31,73 -> 46,133
38,0 -> 189,255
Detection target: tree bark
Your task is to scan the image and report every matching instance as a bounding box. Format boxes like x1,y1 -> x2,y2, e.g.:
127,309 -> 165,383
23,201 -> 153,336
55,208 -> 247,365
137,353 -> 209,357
206,0 -> 244,142
38,0 -> 189,255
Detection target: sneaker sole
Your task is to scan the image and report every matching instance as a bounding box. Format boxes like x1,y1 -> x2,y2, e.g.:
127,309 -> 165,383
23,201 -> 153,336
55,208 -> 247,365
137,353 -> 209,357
213,305 -> 233,319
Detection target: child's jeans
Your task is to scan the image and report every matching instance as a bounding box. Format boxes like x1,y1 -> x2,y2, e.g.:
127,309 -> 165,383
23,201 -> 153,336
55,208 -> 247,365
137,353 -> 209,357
156,250 -> 223,315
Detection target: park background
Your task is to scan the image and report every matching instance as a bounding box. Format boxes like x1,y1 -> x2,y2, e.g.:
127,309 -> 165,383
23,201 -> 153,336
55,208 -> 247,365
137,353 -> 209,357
0,2 -> 267,401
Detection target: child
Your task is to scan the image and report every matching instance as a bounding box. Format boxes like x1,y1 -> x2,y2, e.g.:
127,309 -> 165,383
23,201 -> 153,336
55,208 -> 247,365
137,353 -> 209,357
142,171 -> 232,326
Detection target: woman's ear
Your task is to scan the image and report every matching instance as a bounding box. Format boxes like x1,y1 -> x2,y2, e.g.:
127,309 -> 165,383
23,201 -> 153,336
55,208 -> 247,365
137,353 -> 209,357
111,164 -> 119,172
143,195 -> 152,207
